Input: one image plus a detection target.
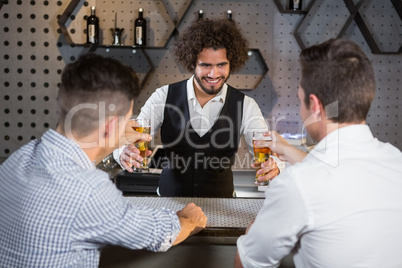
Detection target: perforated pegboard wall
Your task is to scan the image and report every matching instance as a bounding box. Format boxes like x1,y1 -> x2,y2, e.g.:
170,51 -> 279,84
1,0 -> 401,163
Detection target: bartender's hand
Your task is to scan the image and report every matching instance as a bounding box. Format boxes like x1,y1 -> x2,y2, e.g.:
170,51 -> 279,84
119,119 -> 152,172
173,203 -> 207,246
252,158 -> 280,184
119,144 -> 152,172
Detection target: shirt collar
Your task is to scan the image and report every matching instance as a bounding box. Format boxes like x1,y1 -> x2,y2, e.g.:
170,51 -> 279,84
305,124 -> 373,167
41,129 -> 95,170
187,75 -> 227,105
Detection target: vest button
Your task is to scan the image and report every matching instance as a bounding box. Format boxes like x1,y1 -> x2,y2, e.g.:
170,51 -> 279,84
194,183 -> 198,187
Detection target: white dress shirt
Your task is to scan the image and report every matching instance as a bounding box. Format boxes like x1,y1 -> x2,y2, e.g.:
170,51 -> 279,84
237,125 -> 402,267
114,76 -> 268,162
138,76 -> 267,152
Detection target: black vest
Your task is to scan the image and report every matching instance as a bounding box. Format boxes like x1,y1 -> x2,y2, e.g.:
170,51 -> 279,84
159,80 -> 244,197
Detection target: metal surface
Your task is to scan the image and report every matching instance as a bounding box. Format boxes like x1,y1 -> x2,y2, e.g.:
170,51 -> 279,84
125,197 -> 264,228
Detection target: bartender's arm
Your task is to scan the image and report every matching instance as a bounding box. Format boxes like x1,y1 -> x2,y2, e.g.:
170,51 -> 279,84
113,85 -> 168,171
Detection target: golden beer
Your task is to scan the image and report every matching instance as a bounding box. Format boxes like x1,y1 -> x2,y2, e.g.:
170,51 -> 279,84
253,145 -> 271,167
253,132 -> 271,186
132,123 -> 151,172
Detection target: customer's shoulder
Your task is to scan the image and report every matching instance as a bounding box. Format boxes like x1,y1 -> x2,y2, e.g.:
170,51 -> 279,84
0,139 -> 41,168
374,138 -> 402,156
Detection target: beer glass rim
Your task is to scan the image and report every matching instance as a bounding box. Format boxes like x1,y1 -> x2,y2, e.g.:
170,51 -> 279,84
252,131 -> 272,141
130,118 -> 150,126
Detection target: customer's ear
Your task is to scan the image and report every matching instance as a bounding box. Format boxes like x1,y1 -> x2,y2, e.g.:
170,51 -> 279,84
104,116 -> 118,139
309,94 -> 322,113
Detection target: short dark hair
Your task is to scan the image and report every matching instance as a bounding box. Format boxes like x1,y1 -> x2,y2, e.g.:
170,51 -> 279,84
172,18 -> 249,73
58,53 -> 140,137
300,38 -> 375,123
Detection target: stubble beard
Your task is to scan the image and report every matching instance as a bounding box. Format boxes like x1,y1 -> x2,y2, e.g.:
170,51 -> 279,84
194,73 -> 230,96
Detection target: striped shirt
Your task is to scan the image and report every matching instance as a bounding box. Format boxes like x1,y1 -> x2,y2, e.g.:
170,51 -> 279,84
0,129 -> 180,268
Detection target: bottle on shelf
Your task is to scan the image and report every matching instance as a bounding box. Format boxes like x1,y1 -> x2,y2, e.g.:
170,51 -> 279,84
289,0 -> 302,11
134,8 -> 146,46
86,6 -> 99,44
111,12 -> 124,46
227,10 -> 233,22
198,10 -> 203,21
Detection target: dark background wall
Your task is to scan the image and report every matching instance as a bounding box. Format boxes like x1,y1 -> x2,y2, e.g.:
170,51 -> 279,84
0,0 -> 401,164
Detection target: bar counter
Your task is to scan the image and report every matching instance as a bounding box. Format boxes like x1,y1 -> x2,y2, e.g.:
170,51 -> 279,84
99,196 -> 295,268
125,196 -> 264,235
99,197 -> 262,268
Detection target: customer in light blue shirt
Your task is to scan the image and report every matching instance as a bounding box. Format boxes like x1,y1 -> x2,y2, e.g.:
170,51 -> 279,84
0,54 -> 207,268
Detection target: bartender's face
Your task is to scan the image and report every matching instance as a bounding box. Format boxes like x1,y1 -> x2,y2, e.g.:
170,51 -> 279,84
193,48 -> 230,95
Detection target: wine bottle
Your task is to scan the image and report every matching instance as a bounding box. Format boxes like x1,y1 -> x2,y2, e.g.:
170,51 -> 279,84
86,6 -> 99,44
227,10 -> 233,21
198,10 -> 203,21
289,0 -> 302,10
134,8 -> 146,46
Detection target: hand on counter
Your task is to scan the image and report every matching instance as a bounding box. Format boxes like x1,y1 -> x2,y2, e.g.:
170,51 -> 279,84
119,143 -> 152,172
173,203 -> 207,246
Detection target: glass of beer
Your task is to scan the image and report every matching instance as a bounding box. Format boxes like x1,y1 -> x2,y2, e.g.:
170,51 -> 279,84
253,131 -> 272,186
131,118 -> 151,172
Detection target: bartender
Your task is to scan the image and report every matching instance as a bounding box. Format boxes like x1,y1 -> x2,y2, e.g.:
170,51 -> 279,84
114,18 -> 280,197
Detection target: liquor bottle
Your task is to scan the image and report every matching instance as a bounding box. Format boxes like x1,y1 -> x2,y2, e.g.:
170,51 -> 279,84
134,8 -> 146,46
227,10 -> 233,21
198,10 -> 203,21
289,0 -> 302,10
86,6 -> 99,44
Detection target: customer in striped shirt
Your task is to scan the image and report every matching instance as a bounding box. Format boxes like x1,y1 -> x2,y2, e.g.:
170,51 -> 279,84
0,53 -> 207,268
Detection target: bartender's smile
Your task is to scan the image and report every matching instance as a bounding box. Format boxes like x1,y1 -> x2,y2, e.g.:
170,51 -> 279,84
203,76 -> 225,86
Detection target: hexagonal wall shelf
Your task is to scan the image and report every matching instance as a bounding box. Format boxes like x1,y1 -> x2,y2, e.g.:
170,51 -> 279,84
293,0 -> 402,54
343,0 -> 402,54
58,0 -> 270,91
59,0 -> 177,47
58,0 -> 199,89
229,48 -> 269,91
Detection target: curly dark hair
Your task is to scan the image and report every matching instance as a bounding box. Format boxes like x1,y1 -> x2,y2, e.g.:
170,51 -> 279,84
172,18 -> 249,73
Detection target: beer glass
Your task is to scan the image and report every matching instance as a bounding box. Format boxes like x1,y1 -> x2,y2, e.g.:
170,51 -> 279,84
253,131 -> 272,186
131,118 -> 151,172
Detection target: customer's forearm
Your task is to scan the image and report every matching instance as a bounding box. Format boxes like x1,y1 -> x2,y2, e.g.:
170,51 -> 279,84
283,145 -> 307,165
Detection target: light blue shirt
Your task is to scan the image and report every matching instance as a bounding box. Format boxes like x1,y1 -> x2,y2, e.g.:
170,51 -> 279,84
0,129 -> 180,268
